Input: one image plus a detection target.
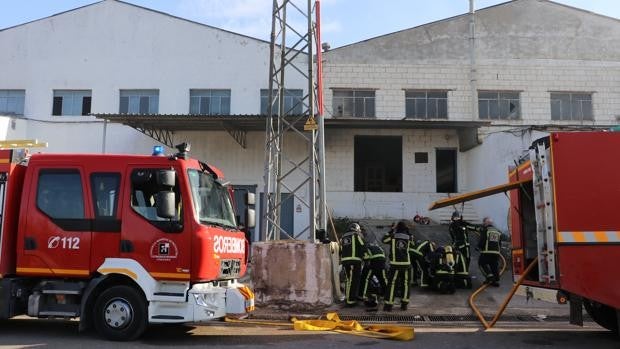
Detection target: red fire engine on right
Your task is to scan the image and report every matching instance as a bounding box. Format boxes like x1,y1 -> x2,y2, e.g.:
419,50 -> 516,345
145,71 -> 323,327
508,131 -> 619,333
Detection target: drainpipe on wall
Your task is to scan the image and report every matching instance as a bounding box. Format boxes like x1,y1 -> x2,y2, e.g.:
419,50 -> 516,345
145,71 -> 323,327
469,0 -> 477,122
102,119 -> 107,154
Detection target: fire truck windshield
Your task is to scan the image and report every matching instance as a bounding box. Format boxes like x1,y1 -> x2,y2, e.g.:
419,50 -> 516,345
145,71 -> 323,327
187,169 -> 237,229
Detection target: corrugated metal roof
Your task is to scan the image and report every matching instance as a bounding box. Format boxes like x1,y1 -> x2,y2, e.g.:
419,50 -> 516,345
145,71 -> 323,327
93,113 -> 490,131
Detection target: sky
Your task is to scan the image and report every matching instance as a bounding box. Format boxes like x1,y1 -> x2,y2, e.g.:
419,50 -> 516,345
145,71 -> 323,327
1,0 -> 620,48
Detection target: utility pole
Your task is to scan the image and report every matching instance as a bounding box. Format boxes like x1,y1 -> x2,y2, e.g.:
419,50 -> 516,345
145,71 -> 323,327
261,0 -> 326,241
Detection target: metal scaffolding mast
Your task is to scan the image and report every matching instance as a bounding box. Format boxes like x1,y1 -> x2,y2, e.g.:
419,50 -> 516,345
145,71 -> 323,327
261,0 -> 326,241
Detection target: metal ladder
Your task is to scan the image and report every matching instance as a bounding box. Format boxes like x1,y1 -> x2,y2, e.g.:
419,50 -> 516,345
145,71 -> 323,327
529,142 -> 557,284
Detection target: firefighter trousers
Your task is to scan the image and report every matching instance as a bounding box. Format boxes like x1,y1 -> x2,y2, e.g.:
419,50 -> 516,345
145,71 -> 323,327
360,260 -> 387,301
384,265 -> 411,305
414,259 -> 431,287
342,260 -> 363,305
456,244 -> 471,271
478,253 -> 499,283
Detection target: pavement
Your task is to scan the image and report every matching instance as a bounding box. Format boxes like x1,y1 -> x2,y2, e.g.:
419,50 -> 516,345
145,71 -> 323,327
246,222 -> 574,324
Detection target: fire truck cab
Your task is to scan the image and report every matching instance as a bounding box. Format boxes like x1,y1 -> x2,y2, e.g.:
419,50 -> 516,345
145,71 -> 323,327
0,144 -> 254,340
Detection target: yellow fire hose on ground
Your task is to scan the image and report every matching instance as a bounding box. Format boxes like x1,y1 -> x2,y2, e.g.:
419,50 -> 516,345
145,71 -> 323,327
469,255 -> 539,329
225,312 -> 414,341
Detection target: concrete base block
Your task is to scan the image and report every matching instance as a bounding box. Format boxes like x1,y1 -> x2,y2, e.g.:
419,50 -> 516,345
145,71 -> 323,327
251,241 -> 334,310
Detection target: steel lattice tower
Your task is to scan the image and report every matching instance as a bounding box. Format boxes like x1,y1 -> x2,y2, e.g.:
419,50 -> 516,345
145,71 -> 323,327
261,0 -> 326,240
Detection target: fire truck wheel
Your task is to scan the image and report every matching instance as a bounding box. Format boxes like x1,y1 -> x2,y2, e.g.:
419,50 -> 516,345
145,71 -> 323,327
584,299 -> 618,334
93,285 -> 148,341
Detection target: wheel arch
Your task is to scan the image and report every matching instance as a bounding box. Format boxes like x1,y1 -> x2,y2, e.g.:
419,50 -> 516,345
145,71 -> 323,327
79,273 -> 146,332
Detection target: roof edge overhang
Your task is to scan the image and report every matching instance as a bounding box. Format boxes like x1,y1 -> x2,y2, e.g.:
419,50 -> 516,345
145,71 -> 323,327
93,113 -> 489,151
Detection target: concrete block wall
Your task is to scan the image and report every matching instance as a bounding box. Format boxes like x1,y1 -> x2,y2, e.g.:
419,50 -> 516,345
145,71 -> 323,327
251,241 -> 334,309
323,60 -> 620,124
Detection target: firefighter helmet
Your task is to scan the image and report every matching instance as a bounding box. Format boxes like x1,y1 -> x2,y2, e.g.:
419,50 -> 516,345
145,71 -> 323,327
348,222 -> 361,233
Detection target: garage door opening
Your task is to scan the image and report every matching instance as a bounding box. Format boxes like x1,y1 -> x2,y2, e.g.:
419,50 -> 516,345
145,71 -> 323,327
354,136 -> 402,192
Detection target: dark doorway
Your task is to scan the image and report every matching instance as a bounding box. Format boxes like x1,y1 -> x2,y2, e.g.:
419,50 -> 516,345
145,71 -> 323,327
354,136 -> 402,192
436,149 -> 457,193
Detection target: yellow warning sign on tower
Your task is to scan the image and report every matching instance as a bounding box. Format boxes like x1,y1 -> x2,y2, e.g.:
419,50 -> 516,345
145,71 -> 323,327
304,116 -> 318,131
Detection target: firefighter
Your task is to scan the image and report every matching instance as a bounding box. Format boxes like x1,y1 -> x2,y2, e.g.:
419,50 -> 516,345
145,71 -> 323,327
360,243 -> 387,308
382,221 -> 414,312
477,217 -> 503,287
449,210 -> 476,272
410,239 -> 436,288
453,247 -> 472,289
429,245 -> 456,294
339,222 -> 367,307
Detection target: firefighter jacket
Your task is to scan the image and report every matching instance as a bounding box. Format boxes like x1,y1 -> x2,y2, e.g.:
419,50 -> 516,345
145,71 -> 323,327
449,219 -> 475,248
411,240 -> 436,261
478,225 -> 502,254
340,230 -> 366,262
382,229 -> 414,266
363,244 -> 386,262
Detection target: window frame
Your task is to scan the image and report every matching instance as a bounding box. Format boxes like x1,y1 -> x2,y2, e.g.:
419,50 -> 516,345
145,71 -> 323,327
332,89 -> 376,118
260,89 -> 304,115
550,92 -> 593,121
477,91 -> 521,120
52,90 -> 92,116
119,89 -> 159,114
0,90 -> 25,116
90,172 -> 121,219
405,90 -> 448,119
36,169 -> 85,220
189,89 -> 231,115
129,168 -> 183,233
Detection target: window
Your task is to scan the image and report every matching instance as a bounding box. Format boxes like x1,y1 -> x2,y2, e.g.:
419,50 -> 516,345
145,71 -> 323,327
478,91 -> 520,120
260,89 -> 303,115
415,152 -> 429,164
130,168 -> 182,224
405,91 -> 448,119
91,173 -> 120,218
52,90 -> 91,116
188,169 -> 237,228
550,92 -> 593,121
190,89 -> 231,115
119,90 -> 159,114
37,171 -> 85,219
333,90 -> 375,118
354,136 -> 402,192
436,149 -> 457,193
0,90 -> 25,116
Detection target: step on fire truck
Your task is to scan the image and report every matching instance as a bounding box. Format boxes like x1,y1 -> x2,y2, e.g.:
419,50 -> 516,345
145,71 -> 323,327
430,131 -> 620,333
0,143 -> 255,341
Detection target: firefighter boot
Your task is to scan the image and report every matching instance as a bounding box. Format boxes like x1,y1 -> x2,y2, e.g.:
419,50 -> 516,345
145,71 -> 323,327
400,302 -> 408,311
383,304 -> 393,312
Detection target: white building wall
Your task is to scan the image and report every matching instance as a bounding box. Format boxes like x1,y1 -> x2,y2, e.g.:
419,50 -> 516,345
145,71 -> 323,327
0,0 -> 307,153
325,128 -> 462,221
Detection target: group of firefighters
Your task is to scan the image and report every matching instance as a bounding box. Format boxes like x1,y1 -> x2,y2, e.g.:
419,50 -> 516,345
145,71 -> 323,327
339,212 -> 503,311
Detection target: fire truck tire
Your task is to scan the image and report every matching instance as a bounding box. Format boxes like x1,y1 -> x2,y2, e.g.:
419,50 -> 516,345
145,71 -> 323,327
584,299 -> 618,334
93,285 -> 148,341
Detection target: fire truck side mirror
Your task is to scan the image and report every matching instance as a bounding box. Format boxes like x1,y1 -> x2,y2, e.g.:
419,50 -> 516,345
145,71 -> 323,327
157,169 -> 176,188
246,208 -> 256,229
156,191 -> 176,219
245,192 -> 255,205
244,192 -> 255,228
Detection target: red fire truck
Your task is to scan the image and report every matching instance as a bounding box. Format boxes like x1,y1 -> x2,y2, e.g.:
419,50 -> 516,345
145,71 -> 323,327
508,131 -> 619,333
431,131 -> 619,333
0,144 -> 255,341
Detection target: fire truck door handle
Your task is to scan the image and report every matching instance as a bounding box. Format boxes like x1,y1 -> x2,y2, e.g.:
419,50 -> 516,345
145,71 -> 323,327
24,237 -> 37,250
120,240 -> 134,253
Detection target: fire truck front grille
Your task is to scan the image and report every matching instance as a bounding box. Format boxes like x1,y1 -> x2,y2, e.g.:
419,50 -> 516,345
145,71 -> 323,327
219,259 -> 241,279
